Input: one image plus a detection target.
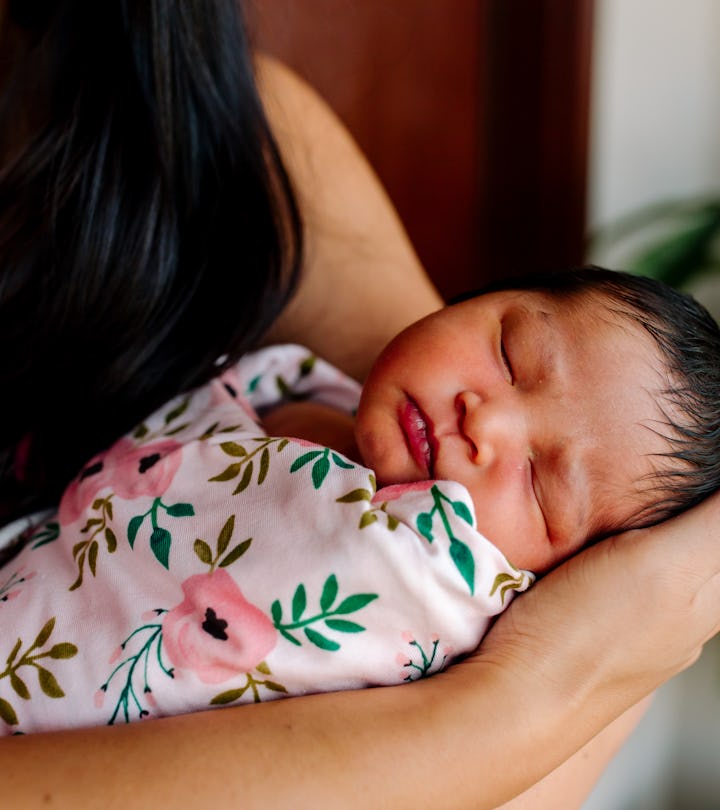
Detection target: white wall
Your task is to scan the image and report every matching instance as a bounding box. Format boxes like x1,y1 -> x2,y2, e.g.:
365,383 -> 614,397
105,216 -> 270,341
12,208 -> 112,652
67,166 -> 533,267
585,2 -> 720,808
589,0 -> 720,230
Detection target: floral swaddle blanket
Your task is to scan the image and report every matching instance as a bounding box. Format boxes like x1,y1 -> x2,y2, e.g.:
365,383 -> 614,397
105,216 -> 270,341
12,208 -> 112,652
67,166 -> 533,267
0,345 -> 533,734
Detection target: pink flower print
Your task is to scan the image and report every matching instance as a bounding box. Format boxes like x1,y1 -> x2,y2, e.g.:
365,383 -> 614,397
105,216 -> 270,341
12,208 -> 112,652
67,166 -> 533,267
110,439 -> 182,500
373,481 -> 434,504
163,571 -> 277,684
59,438 -> 182,526
213,368 -> 258,420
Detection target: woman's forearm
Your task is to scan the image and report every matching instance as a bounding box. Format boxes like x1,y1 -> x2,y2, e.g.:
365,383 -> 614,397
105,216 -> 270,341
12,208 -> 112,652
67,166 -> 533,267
0,657 -> 627,810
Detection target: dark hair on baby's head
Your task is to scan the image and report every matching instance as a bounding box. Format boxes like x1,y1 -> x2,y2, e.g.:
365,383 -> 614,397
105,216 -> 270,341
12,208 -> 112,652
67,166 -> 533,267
465,265 -> 720,526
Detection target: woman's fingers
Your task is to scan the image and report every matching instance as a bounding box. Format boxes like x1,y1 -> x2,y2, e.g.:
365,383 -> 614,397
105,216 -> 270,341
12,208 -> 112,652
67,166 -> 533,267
481,489 -> 720,708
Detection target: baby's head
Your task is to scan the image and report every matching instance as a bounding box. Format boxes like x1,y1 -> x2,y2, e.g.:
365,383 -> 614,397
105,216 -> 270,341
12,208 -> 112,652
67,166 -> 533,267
355,267 -> 720,574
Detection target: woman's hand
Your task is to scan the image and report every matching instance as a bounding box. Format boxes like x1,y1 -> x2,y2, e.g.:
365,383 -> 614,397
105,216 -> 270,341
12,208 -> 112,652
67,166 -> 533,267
479,488 -> 720,746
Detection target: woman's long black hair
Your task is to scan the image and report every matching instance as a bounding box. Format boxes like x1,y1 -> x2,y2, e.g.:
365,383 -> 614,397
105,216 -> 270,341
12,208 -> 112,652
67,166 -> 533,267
0,0 -> 302,519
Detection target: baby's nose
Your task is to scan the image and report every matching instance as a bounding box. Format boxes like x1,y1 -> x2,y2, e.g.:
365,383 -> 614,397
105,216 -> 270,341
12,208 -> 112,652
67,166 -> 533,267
456,390 -> 524,467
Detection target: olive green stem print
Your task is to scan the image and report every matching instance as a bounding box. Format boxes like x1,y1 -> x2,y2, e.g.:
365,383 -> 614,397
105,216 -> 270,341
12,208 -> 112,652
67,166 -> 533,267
274,354 -> 317,400
490,570 -> 528,605
335,474 -> 400,529
193,514 -> 253,573
416,484 -> 476,594
210,661 -> 287,705
290,447 -> 354,489
134,395 -> 193,441
69,495 -> 117,591
271,574 -> 378,651
0,617 -> 78,728
101,612 -> 173,725
127,496 -> 195,568
209,437 -> 289,493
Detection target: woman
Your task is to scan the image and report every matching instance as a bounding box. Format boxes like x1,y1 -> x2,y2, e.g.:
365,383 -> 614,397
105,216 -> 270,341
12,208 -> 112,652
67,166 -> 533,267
1,2 -> 719,807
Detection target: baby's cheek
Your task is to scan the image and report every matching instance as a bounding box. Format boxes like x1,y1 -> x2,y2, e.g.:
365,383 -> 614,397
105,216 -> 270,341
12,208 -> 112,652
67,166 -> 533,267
355,412 -> 411,485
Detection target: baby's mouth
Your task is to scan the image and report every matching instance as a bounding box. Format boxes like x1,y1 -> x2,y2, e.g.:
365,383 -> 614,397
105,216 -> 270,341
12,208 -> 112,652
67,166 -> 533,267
400,397 -> 434,476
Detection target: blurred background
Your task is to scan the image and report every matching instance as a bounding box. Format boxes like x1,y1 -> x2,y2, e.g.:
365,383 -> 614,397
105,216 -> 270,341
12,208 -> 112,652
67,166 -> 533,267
248,1 -> 720,806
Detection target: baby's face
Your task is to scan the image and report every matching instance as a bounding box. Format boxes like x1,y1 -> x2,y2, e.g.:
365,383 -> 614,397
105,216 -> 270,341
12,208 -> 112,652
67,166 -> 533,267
355,289 -> 671,573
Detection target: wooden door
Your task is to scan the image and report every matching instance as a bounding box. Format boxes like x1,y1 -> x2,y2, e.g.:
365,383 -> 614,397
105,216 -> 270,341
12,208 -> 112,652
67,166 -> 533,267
249,0 -> 593,300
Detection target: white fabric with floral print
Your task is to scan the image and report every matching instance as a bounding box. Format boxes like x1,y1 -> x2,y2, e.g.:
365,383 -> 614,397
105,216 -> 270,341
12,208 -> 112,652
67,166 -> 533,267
0,345 -> 533,734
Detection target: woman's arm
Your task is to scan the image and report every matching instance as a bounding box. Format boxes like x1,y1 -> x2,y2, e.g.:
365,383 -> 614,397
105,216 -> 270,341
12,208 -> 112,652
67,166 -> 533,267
257,55 -> 443,380
5,492 -> 720,810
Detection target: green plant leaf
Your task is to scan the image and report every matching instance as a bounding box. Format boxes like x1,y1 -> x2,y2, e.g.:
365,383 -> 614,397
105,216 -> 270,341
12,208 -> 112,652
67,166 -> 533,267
334,593 -> 378,615
33,618 -> 55,649
291,584 -> 307,622
299,355 -> 316,376
325,619 -> 364,633
232,461 -> 254,494
290,450 -> 322,472
451,500 -> 473,525
166,503 -> 195,517
105,528 -> 117,553
264,680 -> 288,693
210,688 -> 246,706
331,453 -> 354,469
150,527 -> 172,569
6,638 -> 21,668
209,462 -> 242,482
450,539 -> 475,595
37,667 -> 64,698
219,538 -> 252,568
47,643 -> 78,660
217,515 -> 235,555
88,540 -> 98,576
10,672 -> 30,700
417,512 -> 433,541
127,515 -> 144,547
358,512 -> 378,529
194,539 -> 213,565
336,488 -> 372,503
258,448 -> 270,485
319,574 -> 338,612
164,397 -> 190,424
0,697 -> 18,725
219,441 -> 247,457
312,457 -> 330,489
304,627 -> 340,651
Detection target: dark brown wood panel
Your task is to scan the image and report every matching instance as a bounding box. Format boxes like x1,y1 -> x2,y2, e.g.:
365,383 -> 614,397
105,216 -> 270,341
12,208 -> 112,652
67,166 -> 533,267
248,0 -> 593,299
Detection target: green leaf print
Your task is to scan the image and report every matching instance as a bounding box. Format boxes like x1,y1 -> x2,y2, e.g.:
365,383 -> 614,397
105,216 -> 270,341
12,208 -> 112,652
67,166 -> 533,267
192,515 -> 252,574
319,574 -> 338,612
311,456 -> 330,488
150,527 -> 171,569
290,447 -> 355,490
304,628 -> 340,651
449,540 -> 475,595
290,450 -> 322,472
210,664 -> 288,705
126,497 -> 195,569
209,437 -> 288,492
0,618 -> 78,728
415,485 -> 477,594
0,697 -> 18,726
69,495 -> 117,591
451,500 -> 473,525
272,575 -> 378,652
